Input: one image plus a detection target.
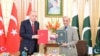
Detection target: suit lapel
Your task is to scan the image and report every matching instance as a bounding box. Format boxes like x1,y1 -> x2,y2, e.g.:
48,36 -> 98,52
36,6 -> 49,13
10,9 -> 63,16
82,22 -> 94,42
66,26 -> 71,42
27,20 -> 33,33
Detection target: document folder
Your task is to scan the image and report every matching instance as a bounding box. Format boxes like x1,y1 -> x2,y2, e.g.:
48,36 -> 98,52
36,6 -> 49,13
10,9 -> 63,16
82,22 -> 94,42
56,30 -> 67,44
38,30 -> 48,44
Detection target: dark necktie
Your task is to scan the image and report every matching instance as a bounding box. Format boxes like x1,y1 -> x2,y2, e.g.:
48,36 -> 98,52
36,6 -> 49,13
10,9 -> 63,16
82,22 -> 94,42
32,23 -> 34,32
64,26 -> 67,30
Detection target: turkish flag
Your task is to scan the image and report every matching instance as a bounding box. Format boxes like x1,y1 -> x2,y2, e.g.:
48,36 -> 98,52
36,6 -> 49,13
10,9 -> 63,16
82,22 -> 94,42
0,3 -> 6,53
6,2 -> 20,54
25,2 -> 32,20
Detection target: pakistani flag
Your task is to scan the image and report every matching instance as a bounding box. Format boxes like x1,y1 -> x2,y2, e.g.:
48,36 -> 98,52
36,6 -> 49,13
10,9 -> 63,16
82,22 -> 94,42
82,1 -> 92,54
93,19 -> 100,55
72,1 -> 80,39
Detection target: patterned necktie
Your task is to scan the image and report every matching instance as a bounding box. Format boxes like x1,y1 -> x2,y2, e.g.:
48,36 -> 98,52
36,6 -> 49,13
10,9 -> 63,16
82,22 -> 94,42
32,23 -> 34,32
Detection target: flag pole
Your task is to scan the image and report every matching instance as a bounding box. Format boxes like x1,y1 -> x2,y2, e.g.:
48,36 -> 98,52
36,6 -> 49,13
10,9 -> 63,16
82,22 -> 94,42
73,0 -> 76,2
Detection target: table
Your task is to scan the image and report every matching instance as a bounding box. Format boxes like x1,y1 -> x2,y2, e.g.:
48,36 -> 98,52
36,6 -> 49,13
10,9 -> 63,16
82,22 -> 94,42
44,43 -> 59,53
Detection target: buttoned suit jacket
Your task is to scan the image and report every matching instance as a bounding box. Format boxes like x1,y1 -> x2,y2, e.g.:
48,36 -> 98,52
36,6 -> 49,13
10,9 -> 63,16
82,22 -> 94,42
19,19 -> 39,55
59,26 -> 79,56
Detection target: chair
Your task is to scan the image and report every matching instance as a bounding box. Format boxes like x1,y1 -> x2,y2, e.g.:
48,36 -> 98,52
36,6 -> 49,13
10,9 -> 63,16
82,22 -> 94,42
76,40 -> 88,56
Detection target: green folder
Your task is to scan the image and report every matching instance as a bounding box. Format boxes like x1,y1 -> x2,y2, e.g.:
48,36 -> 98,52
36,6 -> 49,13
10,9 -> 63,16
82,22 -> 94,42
56,30 -> 67,44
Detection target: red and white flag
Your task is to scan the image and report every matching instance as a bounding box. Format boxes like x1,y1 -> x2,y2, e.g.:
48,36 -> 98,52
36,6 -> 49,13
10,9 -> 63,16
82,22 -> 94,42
0,3 -> 6,53
6,2 -> 20,54
25,2 -> 32,20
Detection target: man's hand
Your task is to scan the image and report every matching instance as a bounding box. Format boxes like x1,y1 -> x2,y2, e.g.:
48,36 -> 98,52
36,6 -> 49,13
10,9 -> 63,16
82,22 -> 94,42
55,33 -> 58,38
32,35 -> 39,39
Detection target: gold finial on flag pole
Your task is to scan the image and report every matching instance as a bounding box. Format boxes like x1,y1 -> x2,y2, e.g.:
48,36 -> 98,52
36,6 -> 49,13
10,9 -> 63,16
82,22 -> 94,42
13,0 -> 16,3
86,0 -> 88,2
0,0 -> 1,3
74,0 -> 76,2
30,0 -> 32,2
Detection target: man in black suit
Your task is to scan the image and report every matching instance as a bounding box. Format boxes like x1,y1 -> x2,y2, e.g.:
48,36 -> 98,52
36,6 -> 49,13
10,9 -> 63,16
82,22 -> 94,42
19,11 -> 39,55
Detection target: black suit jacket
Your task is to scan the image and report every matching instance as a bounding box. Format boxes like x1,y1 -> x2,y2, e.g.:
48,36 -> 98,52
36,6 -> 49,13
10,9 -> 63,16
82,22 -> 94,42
19,19 -> 39,55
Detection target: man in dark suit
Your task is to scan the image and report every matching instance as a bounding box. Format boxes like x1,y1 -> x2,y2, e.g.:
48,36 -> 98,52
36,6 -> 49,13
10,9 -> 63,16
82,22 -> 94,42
19,11 -> 39,55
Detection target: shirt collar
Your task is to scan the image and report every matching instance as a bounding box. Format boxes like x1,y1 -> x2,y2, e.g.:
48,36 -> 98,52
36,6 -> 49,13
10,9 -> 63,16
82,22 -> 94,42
64,26 -> 69,30
29,19 -> 34,26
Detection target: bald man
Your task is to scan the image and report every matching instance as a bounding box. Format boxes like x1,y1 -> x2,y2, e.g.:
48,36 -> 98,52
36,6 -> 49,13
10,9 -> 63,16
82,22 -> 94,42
58,16 -> 79,56
19,11 -> 39,55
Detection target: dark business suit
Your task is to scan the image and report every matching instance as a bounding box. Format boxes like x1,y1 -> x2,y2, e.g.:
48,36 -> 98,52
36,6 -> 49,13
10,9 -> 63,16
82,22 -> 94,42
19,19 -> 39,55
